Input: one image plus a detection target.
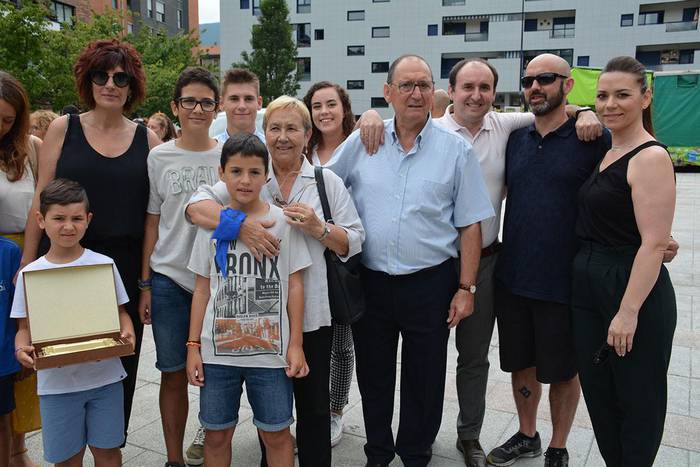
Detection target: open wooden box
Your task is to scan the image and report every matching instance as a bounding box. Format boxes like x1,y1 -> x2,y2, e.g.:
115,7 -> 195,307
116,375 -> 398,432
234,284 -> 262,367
23,263 -> 133,370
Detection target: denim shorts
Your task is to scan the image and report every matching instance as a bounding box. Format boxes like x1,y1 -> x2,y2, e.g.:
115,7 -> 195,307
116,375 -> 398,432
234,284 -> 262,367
0,374 -> 14,416
39,382 -> 124,464
199,364 -> 293,432
151,272 -> 192,372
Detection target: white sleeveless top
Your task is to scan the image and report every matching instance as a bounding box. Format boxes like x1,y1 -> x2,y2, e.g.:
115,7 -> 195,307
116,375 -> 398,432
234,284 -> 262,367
0,137 -> 38,234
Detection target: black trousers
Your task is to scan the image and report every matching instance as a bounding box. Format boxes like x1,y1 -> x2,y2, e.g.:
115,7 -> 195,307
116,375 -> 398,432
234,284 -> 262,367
84,237 -> 144,439
353,259 -> 457,467
571,242 -> 676,467
260,325 -> 332,467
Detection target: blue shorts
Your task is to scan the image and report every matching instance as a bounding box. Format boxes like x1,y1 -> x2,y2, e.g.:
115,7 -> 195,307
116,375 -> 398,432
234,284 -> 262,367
199,364 -> 293,432
151,272 -> 192,372
0,374 -> 15,416
39,382 -> 124,464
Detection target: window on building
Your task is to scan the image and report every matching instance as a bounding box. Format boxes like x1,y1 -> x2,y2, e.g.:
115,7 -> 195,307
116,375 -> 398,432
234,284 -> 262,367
372,26 -> 390,38
372,61 -> 389,73
315,29 -> 324,40
682,8 -> 698,22
443,19 -> 465,35
636,50 -> 661,66
371,97 -> 388,108
297,57 -> 311,81
297,0 -> 310,14
577,56 -> 590,67
294,23 -> 311,47
347,45 -> 365,56
127,22 -> 134,33
347,80 -> 364,90
638,11 -> 664,25
552,17 -> 575,38
680,49 -> 695,64
155,1 -> 165,22
240,0 -> 249,9
524,18 -> 538,31
347,10 -> 365,21
442,0 -> 465,5
253,0 -> 261,16
147,0 -> 153,18
51,1 -> 75,24
177,9 -> 183,28
112,0 -> 119,8
441,56 -> 461,79
427,24 -> 438,36
620,14 -> 633,27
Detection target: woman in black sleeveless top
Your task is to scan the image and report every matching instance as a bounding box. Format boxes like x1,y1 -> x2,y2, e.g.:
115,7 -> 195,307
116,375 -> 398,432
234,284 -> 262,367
571,57 -> 676,467
21,40 -> 161,445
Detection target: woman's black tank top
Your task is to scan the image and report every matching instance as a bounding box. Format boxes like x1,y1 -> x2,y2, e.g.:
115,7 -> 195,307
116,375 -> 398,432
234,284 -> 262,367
55,114 -> 149,244
576,141 -> 668,247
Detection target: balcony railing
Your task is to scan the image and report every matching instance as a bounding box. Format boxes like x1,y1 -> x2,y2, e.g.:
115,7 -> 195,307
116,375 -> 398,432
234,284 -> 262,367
666,21 -> 698,32
550,28 -> 575,38
465,32 -> 489,42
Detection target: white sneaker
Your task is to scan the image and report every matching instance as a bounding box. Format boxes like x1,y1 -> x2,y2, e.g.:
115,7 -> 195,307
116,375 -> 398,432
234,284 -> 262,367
330,412 -> 343,447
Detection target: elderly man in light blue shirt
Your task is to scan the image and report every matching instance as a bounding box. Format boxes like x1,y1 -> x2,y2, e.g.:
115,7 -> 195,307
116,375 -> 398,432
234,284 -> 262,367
328,54 -> 493,467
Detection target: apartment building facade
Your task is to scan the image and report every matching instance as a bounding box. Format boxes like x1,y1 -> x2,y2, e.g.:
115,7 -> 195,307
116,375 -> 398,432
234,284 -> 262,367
220,0 -> 699,116
38,0 -> 197,35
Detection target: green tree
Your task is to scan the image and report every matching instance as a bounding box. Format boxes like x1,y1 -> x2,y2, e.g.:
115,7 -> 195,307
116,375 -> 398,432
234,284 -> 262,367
234,0 -> 299,103
1,3 -> 203,117
0,1 -> 52,103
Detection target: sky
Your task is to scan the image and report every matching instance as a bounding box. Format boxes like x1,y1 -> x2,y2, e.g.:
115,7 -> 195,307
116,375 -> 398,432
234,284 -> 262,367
199,0 -> 220,24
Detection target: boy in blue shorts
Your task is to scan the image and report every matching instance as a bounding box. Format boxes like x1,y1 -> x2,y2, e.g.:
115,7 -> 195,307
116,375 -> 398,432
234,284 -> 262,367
186,134 -> 311,467
12,179 -> 135,466
0,236 -> 21,465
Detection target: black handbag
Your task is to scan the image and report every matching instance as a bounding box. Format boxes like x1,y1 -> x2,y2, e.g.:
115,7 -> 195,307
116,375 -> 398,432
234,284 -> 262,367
314,166 -> 365,325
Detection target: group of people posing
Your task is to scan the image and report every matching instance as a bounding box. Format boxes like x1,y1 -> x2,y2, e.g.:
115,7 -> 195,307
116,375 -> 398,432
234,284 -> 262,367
0,37 -> 678,467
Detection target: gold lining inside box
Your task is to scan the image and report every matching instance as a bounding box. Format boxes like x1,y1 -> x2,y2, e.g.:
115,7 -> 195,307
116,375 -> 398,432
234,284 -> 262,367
39,338 -> 121,357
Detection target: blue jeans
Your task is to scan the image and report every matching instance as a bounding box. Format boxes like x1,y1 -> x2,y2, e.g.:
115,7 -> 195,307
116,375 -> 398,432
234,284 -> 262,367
151,272 -> 192,372
199,363 -> 293,432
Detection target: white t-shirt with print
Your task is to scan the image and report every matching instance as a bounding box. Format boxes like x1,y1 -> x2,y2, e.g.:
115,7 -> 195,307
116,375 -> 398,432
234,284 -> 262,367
188,205 -> 312,368
10,249 -> 128,396
147,138 -> 224,292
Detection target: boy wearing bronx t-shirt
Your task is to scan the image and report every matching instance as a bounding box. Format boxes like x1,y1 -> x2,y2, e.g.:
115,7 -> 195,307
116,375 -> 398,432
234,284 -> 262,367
186,134 -> 311,467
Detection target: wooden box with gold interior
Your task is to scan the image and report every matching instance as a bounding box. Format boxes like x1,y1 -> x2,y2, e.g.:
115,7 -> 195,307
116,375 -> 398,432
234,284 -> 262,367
22,263 -> 133,370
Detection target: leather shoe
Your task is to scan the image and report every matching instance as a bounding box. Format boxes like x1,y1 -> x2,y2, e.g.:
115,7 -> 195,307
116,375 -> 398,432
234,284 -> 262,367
456,438 -> 487,467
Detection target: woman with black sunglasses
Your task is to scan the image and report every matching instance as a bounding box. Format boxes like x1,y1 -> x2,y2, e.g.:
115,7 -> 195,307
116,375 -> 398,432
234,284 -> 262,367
20,39 -> 162,447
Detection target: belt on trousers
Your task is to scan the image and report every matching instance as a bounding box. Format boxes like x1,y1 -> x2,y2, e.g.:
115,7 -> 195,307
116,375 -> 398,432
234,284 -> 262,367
481,240 -> 501,258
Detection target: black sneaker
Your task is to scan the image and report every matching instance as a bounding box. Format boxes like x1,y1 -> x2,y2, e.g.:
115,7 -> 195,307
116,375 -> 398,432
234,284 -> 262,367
486,431 -> 542,466
544,447 -> 569,467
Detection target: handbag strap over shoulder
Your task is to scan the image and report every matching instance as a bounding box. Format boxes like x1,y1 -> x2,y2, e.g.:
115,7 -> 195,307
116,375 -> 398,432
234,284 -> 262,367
314,166 -> 334,224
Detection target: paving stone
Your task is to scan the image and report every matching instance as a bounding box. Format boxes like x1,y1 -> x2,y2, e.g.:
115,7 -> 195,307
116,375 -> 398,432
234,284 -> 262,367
667,374 -> 691,416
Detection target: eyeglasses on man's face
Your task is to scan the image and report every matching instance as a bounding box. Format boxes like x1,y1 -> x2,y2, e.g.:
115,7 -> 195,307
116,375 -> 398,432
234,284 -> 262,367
90,70 -> 131,88
177,97 -> 218,112
391,80 -> 435,95
520,72 -> 568,89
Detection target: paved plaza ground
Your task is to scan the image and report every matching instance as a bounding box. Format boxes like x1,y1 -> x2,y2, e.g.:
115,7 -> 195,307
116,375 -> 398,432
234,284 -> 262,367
24,173 -> 700,466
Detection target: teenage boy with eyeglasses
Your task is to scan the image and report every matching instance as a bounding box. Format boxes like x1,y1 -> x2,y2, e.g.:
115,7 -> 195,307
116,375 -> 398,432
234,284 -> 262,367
138,67 -> 223,467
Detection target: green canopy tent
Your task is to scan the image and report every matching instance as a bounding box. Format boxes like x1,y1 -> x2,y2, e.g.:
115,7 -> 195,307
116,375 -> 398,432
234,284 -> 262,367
569,67 -> 699,168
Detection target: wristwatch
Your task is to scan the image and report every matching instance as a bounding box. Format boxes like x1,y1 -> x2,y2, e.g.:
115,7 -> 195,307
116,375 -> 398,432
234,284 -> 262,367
459,283 -> 477,294
575,106 -> 593,119
317,222 -> 331,241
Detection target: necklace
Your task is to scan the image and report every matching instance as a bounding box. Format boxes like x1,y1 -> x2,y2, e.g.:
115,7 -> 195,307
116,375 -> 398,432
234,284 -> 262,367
610,143 -> 635,151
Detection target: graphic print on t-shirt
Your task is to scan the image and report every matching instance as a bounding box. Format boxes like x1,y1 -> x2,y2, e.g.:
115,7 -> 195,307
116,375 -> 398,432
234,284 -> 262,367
212,240 -> 283,357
